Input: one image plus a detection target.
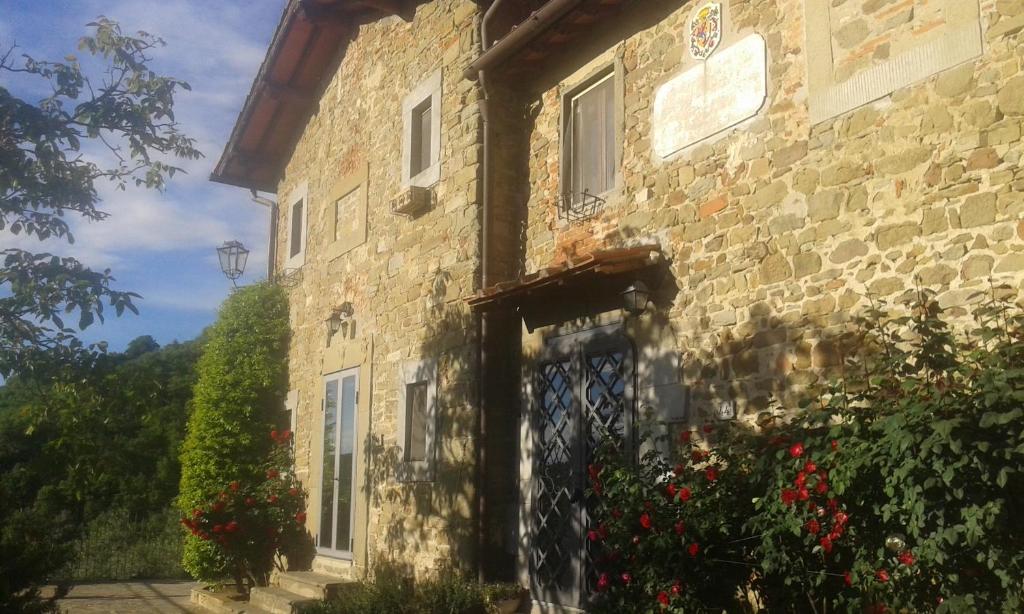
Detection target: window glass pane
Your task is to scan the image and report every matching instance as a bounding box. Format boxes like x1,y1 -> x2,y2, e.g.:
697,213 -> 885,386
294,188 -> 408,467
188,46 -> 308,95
410,99 -> 432,177
319,379 -> 338,549
569,74 -> 615,199
290,199 -> 303,258
405,381 -> 428,462
335,375 -> 356,552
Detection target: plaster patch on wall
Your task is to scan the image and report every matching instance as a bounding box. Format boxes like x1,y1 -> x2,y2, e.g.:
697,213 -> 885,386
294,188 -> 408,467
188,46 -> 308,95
652,33 -> 767,160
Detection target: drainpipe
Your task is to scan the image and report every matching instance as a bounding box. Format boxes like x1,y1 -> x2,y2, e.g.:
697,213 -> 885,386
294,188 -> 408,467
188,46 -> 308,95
250,188 -> 278,280
474,0 -> 503,584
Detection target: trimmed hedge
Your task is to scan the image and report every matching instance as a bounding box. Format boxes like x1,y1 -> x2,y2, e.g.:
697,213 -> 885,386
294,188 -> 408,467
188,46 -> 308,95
178,283 -> 289,580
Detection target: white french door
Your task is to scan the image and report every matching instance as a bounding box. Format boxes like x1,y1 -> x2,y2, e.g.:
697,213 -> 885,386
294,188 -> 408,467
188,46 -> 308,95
318,368 -> 359,558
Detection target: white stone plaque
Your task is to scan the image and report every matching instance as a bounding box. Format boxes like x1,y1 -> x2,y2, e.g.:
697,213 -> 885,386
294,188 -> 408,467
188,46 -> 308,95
653,33 -> 767,160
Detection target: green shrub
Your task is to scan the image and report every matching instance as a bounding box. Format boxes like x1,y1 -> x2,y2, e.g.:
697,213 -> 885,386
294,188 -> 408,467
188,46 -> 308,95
178,283 -> 289,581
590,292 -> 1024,613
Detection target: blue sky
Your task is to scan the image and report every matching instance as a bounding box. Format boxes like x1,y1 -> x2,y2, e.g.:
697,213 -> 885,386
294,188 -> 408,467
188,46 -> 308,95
1,0 -> 285,350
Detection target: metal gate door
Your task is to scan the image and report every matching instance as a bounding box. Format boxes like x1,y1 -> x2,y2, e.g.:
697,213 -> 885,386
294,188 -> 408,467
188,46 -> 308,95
531,333 -> 634,609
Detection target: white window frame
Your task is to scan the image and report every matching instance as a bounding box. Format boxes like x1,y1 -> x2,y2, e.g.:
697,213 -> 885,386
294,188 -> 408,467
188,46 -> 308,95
396,358 -> 438,482
401,69 -> 442,188
285,181 -> 308,270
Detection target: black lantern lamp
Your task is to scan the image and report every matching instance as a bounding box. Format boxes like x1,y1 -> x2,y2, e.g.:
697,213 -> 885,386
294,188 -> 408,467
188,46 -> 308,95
326,302 -> 355,338
217,240 -> 249,287
621,280 -> 651,316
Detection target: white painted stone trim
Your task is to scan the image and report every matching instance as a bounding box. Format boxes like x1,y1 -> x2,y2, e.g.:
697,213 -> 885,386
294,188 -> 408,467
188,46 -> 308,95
396,357 -> 438,482
804,0 -> 983,124
401,69 -> 442,188
284,181 -> 308,270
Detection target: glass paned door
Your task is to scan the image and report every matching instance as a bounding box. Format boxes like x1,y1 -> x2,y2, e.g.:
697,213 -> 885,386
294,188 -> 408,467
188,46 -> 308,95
531,336 -> 633,609
318,368 -> 358,557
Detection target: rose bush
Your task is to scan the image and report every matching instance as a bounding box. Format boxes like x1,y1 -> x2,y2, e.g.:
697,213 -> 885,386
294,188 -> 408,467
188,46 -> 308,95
181,429 -> 306,593
589,292 -> 1024,613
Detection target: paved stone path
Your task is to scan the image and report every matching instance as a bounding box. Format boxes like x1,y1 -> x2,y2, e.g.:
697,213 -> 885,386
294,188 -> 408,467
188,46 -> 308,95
46,580 -> 201,613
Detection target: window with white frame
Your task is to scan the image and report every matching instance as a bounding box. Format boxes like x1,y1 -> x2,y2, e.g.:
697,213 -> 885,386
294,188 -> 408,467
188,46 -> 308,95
285,182 -> 308,269
397,358 -> 437,481
402,69 -> 442,188
564,69 -> 619,204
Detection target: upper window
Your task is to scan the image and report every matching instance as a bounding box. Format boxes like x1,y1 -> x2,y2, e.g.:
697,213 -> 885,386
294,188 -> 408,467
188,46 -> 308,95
402,69 -> 442,188
396,358 -> 437,482
285,182 -> 308,269
566,72 -> 617,201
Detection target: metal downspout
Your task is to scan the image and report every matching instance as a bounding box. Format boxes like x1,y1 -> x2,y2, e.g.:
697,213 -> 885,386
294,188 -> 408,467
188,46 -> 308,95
475,0 -> 502,583
250,188 -> 278,280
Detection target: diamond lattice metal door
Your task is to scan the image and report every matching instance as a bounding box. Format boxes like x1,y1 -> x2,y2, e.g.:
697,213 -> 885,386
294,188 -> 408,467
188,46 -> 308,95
531,335 -> 634,609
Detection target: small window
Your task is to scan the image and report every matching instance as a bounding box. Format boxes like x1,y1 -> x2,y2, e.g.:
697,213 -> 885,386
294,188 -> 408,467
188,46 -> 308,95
290,199 -> 304,258
403,381 -> 428,462
567,72 -> 616,200
397,358 -> 437,482
284,182 -> 308,269
402,69 -> 442,188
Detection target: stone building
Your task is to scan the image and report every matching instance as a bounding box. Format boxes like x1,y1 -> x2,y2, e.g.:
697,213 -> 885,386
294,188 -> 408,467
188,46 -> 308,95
211,0 -> 1024,611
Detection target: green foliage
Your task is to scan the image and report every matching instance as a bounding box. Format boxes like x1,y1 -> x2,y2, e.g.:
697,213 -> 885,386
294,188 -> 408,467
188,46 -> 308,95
60,507 -> 187,581
0,335 -> 201,607
178,282 -> 289,580
0,17 -> 201,377
182,432 -> 307,591
590,292 -> 1024,613
304,563 -> 524,614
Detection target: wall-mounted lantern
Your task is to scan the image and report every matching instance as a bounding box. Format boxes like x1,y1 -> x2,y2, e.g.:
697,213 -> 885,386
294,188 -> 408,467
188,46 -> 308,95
217,240 -> 249,287
326,302 -> 355,340
621,280 -> 651,316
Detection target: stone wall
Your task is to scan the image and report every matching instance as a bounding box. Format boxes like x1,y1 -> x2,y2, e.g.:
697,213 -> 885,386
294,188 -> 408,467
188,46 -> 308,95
271,0 -> 483,579
514,0 -> 1024,421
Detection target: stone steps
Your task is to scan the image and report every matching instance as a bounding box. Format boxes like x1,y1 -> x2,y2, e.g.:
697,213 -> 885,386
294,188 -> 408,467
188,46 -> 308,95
192,565 -> 355,614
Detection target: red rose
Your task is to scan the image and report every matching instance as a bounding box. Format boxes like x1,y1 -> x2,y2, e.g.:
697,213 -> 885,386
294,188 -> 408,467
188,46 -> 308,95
898,550 -> 915,566
794,472 -> 807,487
797,487 -> 810,501
295,511 -> 307,523
780,488 -> 797,506
671,583 -> 681,596
827,498 -> 839,511
875,569 -> 889,583
192,509 -> 203,519
588,464 -> 601,480
678,487 -> 692,503
596,573 -> 609,592
804,460 -> 817,473
288,487 -> 299,497
702,424 -> 714,434
805,519 -> 821,534
674,520 -> 686,535
680,431 -> 692,443
819,536 -> 833,554
225,520 -> 239,533
640,513 -> 652,529
281,429 -> 292,441
691,449 -> 708,462
666,483 -> 677,498
245,497 -> 255,507
598,524 -> 609,539
815,481 -> 829,495
833,511 -> 848,526
270,429 -> 279,441
657,591 -> 670,607
830,440 -> 838,451
621,573 -> 632,585
212,524 -> 224,534
843,571 -> 852,587
789,442 -> 804,458
673,463 -> 686,476
266,469 -> 280,479
268,495 -> 279,504
587,530 -> 600,542
705,466 -> 719,481
592,481 -> 603,496
212,502 -> 225,513
687,543 -> 700,557
229,481 -> 240,492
